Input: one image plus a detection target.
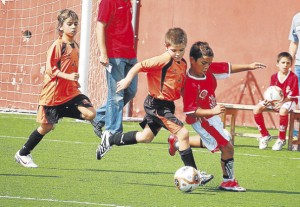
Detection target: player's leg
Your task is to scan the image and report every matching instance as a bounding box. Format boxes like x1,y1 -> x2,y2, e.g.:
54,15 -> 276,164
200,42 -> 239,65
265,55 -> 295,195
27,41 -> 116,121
96,125 -> 155,160
272,101 -> 296,150
15,123 -> 53,168
253,102 -> 272,149
219,142 -> 246,192
15,105 -> 58,168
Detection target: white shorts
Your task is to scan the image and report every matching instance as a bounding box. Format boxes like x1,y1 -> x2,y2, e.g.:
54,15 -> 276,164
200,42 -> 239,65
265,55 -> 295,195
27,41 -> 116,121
258,101 -> 296,111
191,115 -> 231,152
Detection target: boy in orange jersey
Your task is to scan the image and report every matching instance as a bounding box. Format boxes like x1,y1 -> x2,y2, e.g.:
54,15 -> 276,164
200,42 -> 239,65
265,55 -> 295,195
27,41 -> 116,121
96,27 -> 213,185
14,9 -> 96,168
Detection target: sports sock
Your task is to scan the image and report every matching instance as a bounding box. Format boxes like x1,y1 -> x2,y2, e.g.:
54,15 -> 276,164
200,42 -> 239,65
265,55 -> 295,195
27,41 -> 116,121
278,115 -> 288,140
19,129 -> 44,156
221,158 -> 234,179
254,113 -> 269,137
109,131 -> 138,146
179,147 -> 197,169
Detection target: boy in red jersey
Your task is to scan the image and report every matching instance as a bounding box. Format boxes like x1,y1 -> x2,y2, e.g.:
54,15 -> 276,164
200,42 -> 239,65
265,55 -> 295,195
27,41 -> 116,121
96,28 -> 213,185
254,52 -> 298,151
168,41 -> 266,192
14,10 -> 96,168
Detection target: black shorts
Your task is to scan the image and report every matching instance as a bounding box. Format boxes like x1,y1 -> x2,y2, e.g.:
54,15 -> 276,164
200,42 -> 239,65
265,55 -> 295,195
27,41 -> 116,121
36,94 -> 93,124
139,95 -> 184,136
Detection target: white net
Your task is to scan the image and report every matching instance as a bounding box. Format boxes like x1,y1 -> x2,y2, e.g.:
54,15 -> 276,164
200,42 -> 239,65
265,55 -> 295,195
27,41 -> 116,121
0,0 -> 106,113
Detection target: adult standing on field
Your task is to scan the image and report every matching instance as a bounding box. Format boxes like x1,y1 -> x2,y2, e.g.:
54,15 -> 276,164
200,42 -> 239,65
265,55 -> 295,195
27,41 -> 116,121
289,12 -> 300,137
92,0 -> 138,137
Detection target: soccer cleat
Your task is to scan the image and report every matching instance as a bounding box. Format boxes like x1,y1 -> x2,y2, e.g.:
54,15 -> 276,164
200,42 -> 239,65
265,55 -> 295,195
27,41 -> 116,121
272,139 -> 286,151
258,135 -> 272,150
219,179 -> 246,192
168,134 -> 178,156
96,130 -> 112,160
14,150 -> 38,168
198,171 -> 214,185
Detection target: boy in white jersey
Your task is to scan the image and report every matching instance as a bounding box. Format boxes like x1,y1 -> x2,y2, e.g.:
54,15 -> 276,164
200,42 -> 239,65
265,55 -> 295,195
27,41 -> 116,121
168,41 -> 266,192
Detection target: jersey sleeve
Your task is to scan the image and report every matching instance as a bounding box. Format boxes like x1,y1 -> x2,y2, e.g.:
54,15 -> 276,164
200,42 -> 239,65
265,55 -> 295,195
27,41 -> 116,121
45,41 -> 62,79
209,62 -> 230,80
140,53 -> 169,72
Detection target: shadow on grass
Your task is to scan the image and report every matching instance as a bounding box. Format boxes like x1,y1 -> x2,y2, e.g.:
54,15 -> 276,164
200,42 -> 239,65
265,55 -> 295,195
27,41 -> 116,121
43,167 -> 174,175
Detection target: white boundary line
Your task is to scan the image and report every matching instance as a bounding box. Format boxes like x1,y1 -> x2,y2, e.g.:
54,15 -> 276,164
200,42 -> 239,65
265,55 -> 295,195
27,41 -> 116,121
1,135 -> 300,160
0,195 -> 131,207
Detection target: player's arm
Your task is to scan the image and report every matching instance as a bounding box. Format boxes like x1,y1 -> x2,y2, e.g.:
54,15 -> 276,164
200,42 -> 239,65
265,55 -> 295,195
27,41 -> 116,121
194,104 -> 226,117
96,21 -> 109,66
230,62 -> 266,73
116,62 -> 142,93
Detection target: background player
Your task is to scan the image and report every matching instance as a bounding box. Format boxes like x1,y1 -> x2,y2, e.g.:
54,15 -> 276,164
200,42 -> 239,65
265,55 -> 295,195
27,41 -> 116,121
14,9 -> 96,168
254,52 -> 298,151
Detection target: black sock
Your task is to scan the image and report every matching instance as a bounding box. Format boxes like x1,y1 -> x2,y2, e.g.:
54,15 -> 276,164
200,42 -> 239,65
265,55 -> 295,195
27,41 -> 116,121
109,131 -> 138,146
179,147 -> 197,169
19,129 -> 44,156
221,158 -> 234,179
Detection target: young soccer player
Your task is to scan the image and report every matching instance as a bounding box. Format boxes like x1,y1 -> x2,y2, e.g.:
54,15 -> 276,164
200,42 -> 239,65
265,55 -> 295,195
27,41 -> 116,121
14,9 -> 96,168
254,52 -> 298,151
168,41 -> 266,192
96,28 -> 213,185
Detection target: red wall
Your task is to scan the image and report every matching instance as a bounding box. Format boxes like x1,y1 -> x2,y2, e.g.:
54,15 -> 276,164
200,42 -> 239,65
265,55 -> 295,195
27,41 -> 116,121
132,0 -> 300,128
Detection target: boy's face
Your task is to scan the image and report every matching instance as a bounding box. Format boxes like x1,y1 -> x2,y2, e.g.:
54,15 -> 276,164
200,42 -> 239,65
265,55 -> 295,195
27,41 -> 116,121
166,44 -> 186,62
60,17 -> 78,38
276,57 -> 292,74
190,56 -> 213,77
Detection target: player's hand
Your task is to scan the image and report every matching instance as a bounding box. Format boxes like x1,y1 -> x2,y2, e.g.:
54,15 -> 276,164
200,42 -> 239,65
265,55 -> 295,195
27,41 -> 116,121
99,54 -> 109,66
116,78 -> 130,93
212,104 -> 226,115
249,62 -> 266,70
69,72 -> 79,81
263,100 -> 272,107
273,102 -> 282,111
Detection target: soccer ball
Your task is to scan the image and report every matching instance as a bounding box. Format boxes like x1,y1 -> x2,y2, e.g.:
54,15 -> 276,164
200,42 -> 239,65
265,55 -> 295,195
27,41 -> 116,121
174,166 -> 200,192
263,86 -> 284,104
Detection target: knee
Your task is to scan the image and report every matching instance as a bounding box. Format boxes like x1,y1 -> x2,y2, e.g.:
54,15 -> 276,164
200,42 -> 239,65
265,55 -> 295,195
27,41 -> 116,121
176,127 -> 189,142
253,104 -> 263,114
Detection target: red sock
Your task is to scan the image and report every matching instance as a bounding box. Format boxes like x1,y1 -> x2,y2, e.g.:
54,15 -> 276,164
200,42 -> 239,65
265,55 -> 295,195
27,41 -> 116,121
278,115 -> 288,140
254,113 -> 269,137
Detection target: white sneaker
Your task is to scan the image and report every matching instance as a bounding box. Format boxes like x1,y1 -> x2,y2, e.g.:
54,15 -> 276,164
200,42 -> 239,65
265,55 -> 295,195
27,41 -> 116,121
198,171 -> 214,185
272,139 -> 286,151
15,150 -> 38,168
259,135 -> 272,149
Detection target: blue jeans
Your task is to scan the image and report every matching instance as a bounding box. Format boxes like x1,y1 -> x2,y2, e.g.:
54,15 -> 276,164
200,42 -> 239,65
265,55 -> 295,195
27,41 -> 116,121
94,58 -> 138,134
293,65 -> 300,137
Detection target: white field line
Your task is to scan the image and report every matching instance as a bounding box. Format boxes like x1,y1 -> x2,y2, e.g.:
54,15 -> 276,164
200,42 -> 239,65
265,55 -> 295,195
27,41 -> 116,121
0,195 -> 131,207
2,135 -> 300,160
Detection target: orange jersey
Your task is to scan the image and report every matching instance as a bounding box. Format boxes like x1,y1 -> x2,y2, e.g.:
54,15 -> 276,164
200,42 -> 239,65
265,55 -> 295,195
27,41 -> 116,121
39,38 -> 81,106
140,52 -> 187,101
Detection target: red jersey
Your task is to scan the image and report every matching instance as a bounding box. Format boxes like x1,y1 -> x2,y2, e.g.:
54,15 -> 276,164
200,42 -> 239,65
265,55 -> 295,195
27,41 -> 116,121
140,52 -> 187,101
97,0 -> 136,59
270,70 -> 299,104
38,39 -> 81,106
183,62 -> 230,124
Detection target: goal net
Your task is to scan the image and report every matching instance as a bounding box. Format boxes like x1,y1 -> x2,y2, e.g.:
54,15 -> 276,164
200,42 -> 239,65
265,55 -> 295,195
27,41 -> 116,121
0,0 -> 106,113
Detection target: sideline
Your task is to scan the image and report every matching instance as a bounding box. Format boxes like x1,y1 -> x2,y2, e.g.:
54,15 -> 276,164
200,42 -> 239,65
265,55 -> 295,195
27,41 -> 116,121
0,195 -> 131,207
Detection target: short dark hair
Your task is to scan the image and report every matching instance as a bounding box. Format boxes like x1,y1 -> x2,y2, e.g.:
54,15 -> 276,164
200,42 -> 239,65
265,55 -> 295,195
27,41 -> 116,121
190,41 -> 214,61
277,52 -> 293,63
